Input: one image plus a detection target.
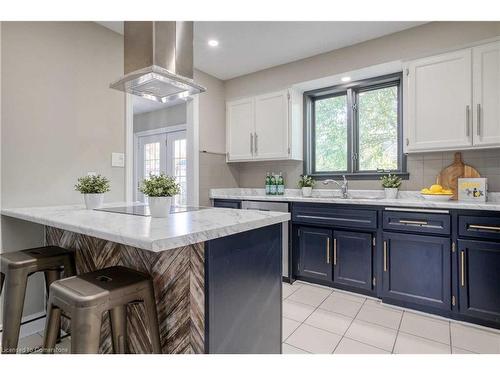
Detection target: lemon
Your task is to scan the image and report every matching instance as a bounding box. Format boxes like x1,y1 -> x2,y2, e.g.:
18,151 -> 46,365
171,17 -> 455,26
421,188 -> 431,194
429,184 -> 443,193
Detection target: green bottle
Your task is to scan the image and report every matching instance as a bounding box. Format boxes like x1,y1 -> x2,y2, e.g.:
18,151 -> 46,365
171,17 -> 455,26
277,172 -> 285,195
270,174 -> 277,195
265,173 -> 271,195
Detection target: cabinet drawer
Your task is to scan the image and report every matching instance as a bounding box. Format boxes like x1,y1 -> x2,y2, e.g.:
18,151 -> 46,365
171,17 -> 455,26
213,199 -> 241,209
459,215 -> 500,240
383,210 -> 450,235
292,204 -> 377,230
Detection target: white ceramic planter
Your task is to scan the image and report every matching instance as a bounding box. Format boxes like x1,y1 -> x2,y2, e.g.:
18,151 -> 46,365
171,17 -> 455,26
384,188 -> 399,199
148,196 -> 173,218
302,187 -> 313,197
83,193 -> 104,210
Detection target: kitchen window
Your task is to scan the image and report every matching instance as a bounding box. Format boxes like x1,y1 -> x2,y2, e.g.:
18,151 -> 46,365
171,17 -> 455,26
304,73 -> 407,179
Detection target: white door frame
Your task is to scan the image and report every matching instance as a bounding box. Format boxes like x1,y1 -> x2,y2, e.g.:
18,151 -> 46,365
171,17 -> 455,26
125,94 -> 200,205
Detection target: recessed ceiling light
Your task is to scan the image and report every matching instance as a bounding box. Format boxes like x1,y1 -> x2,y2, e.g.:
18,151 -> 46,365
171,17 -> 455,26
341,76 -> 351,82
208,39 -> 219,47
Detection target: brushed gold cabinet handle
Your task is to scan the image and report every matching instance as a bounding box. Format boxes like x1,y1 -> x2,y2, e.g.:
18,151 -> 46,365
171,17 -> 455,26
461,250 -> 465,287
383,241 -> 388,272
399,219 -> 428,226
333,238 -> 337,266
469,224 -> 500,232
326,237 -> 330,264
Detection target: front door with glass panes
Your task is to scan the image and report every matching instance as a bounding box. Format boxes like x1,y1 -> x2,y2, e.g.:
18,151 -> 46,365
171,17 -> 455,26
136,130 -> 187,205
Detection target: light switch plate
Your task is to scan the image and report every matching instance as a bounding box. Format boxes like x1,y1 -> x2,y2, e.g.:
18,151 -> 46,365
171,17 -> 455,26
112,152 -> 125,168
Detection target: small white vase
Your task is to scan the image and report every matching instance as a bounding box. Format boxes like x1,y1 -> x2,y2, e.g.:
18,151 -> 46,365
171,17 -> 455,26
302,187 -> 313,197
148,196 -> 173,218
384,188 -> 399,199
83,193 -> 104,209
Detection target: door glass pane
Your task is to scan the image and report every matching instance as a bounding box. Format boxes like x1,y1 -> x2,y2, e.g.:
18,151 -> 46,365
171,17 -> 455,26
173,137 -> 187,206
144,142 -> 160,178
358,85 -> 398,171
314,94 -> 348,172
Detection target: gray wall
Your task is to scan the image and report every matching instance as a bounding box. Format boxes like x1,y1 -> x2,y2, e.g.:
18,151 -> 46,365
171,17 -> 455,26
133,103 -> 187,133
0,22 -> 125,321
225,22 -> 500,191
195,70 -> 239,206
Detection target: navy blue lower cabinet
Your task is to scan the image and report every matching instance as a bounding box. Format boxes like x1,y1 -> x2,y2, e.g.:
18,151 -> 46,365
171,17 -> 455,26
458,239 -> 500,324
212,199 -> 241,209
381,232 -> 451,311
295,226 -> 332,282
333,230 -> 373,291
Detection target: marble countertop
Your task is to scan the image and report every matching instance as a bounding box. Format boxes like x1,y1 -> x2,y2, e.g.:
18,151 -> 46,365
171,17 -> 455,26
1,203 -> 290,252
210,188 -> 500,211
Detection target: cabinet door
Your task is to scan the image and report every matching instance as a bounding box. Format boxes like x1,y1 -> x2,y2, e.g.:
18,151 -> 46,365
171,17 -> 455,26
333,230 -> 373,291
473,41 -> 500,147
458,240 -> 500,323
405,49 -> 473,152
382,232 -> 451,311
254,90 -> 289,160
226,98 -> 255,161
296,226 -> 332,282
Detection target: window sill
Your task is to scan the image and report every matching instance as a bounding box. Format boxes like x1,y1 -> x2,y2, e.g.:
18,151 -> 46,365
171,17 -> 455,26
309,172 -> 410,181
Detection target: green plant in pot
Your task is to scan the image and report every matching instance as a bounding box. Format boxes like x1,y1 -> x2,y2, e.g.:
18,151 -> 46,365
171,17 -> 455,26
140,173 -> 180,218
381,174 -> 402,199
298,175 -> 315,197
75,174 -> 110,209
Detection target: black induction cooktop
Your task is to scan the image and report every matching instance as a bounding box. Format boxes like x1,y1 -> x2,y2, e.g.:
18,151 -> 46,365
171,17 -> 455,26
95,204 -> 206,217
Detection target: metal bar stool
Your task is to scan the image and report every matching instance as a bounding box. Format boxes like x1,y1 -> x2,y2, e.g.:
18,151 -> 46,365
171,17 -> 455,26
43,266 -> 162,354
0,246 -> 75,354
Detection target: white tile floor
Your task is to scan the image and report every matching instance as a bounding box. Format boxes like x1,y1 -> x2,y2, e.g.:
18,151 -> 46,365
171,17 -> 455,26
282,281 -> 500,354
7,280 -> 500,354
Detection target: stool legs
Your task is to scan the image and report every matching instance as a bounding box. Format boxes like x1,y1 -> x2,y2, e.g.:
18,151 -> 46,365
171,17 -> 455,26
43,301 -> 61,353
142,285 -> 162,354
70,308 -> 103,354
1,269 -> 28,354
109,305 -> 128,354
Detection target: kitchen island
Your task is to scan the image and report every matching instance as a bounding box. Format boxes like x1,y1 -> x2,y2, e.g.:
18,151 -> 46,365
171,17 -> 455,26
1,204 -> 290,354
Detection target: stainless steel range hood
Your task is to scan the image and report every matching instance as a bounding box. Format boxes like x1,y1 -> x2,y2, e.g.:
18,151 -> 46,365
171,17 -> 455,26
110,21 -> 206,103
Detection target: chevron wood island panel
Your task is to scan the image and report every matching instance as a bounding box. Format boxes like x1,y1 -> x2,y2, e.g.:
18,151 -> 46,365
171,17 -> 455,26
45,226 -> 205,354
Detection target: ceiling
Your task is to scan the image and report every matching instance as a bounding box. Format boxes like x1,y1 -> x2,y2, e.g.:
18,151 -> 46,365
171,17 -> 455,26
98,21 -> 425,81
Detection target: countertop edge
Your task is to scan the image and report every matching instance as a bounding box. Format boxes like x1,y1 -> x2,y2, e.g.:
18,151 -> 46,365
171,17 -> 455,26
1,207 -> 291,252
209,193 -> 500,211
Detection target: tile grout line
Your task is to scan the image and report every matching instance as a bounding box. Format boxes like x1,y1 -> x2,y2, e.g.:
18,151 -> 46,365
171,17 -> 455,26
284,288 -> 336,351
330,295 -> 367,353
391,310 -> 405,354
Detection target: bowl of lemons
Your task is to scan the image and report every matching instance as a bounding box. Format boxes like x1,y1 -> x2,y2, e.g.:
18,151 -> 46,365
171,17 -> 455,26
420,184 -> 453,201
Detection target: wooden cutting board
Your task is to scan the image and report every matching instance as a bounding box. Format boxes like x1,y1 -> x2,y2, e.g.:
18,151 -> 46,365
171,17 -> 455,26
436,152 -> 480,200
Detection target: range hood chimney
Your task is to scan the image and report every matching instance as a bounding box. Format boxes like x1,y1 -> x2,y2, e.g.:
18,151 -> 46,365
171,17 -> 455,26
110,21 -> 206,103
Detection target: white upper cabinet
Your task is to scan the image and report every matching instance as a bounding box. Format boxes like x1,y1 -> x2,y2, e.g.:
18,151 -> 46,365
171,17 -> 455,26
226,89 -> 302,162
405,49 -> 473,152
254,91 -> 289,160
226,97 -> 255,161
473,41 -> 500,147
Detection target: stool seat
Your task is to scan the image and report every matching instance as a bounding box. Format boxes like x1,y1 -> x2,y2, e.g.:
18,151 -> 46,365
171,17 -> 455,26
0,246 -> 75,354
50,266 -> 152,308
43,266 -> 162,354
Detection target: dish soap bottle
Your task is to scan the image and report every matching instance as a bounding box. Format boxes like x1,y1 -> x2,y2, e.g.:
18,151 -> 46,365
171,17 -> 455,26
265,173 -> 271,195
277,172 -> 285,195
269,174 -> 277,195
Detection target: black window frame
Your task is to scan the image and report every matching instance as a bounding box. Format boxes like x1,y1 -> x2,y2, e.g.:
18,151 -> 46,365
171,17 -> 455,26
304,72 -> 408,180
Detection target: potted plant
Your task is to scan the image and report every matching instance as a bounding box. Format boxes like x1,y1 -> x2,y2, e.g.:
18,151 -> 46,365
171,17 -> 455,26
298,175 -> 315,197
75,174 -> 110,209
381,174 -> 402,199
140,173 -> 180,218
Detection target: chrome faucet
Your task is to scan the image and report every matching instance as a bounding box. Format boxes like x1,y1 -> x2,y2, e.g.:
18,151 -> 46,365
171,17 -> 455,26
323,175 -> 349,199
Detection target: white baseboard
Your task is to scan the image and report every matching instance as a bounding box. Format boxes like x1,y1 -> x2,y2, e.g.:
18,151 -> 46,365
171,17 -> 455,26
0,311 -> 46,339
